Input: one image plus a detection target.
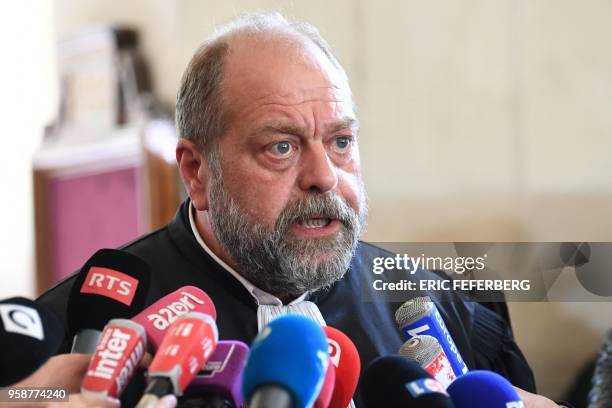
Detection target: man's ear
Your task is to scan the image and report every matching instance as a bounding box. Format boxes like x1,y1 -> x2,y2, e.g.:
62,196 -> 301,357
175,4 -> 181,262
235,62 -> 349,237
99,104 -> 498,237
176,138 -> 210,210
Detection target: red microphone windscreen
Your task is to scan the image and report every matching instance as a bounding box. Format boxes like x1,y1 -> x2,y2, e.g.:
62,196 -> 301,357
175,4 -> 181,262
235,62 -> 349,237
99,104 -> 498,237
314,360 -> 336,408
323,326 -> 361,408
81,319 -> 147,398
132,286 -> 216,352
147,312 -> 218,395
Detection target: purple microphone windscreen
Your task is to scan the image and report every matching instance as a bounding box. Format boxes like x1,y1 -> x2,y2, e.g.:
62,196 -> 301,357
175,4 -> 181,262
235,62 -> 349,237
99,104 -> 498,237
184,340 -> 249,407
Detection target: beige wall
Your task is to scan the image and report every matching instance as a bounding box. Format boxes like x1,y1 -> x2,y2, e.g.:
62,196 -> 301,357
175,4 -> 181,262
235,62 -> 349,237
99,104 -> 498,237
0,3 -> 56,300
50,0 -> 612,400
53,0 -> 612,196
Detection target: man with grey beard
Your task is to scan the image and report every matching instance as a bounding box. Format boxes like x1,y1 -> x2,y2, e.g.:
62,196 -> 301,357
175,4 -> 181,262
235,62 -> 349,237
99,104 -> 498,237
207,164 -> 365,299
39,12 -> 567,407
173,11 -> 370,306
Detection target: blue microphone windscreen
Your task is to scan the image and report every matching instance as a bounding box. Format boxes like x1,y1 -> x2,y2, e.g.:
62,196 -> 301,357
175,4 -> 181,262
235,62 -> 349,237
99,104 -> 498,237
361,356 -> 455,408
447,370 -> 523,408
242,314 -> 329,408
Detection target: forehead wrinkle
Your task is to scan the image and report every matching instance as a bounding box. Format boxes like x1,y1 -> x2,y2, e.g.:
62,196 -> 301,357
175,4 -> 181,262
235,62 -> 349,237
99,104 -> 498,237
247,85 -> 349,106
251,115 -> 358,141
254,122 -> 306,137
244,98 -> 356,134
256,97 -> 346,109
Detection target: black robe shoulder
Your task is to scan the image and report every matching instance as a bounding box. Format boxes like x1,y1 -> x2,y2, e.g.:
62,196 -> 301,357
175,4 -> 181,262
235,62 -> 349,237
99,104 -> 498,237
38,200 -> 536,406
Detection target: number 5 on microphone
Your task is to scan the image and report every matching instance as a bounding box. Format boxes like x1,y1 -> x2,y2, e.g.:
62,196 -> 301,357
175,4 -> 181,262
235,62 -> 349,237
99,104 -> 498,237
406,324 -> 430,337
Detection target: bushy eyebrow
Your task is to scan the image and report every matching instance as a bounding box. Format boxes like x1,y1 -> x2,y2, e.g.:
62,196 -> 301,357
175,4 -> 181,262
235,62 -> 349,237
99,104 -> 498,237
253,116 -> 359,137
256,122 -> 305,137
329,117 -> 359,133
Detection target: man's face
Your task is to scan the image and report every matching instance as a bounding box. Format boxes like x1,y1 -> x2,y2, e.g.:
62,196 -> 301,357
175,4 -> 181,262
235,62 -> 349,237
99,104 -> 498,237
206,36 -> 367,297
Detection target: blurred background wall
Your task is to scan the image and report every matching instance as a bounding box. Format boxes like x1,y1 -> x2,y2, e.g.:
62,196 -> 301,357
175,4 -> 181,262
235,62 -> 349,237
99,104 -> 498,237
1,0 -> 611,403
0,1 -> 57,299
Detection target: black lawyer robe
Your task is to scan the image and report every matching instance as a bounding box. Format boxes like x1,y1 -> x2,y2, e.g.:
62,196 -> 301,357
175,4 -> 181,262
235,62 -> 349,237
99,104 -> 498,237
37,199 -> 536,406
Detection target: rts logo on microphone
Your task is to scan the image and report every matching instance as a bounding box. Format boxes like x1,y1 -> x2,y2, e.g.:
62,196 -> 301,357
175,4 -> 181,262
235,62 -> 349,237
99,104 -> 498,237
81,267 -> 139,306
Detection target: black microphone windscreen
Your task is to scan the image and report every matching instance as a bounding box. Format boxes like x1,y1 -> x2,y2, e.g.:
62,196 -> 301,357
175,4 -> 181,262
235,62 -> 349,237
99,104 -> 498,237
0,297 -> 65,385
361,356 -> 455,408
67,248 -> 151,335
590,328 -> 612,406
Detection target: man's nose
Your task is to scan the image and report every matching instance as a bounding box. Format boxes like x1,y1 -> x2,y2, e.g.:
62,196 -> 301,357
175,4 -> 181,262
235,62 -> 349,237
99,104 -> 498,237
298,144 -> 338,194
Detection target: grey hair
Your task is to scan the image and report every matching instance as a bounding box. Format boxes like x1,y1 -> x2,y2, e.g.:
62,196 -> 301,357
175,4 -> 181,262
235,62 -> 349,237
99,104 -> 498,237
175,11 -> 351,167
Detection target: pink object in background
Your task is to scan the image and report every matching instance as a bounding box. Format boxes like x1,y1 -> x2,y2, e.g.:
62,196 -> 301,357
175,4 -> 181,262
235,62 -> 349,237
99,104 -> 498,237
46,167 -> 143,284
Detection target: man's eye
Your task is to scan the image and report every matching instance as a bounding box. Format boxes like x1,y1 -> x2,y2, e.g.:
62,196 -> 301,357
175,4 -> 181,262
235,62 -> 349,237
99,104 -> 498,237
334,136 -> 352,151
270,141 -> 293,156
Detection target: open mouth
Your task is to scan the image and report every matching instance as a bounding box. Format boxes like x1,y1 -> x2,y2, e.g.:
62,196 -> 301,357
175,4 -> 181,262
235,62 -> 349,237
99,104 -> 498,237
290,217 -> 340,237
299,218 -> 332,229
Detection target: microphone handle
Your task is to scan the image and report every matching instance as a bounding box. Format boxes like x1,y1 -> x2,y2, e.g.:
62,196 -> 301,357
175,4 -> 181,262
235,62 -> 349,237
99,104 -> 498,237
71,329 -> 101,353
177,394 -> 234,408
250,385 -> 292,408
136,378 -> 174,408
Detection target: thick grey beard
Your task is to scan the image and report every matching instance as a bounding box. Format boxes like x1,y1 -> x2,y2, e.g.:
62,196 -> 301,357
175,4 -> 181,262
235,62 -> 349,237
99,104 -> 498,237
207,173 -> 367,298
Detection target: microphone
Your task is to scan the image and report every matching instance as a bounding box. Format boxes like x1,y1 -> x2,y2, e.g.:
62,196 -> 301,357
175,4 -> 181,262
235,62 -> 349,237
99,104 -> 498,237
399,334 -> 456,388
395,296 -> 468,377
0,297 -> 64,386
136,312 -> 219,408
67,249 -> 151,353
322,326 -> 360,408
132,286 -> 217,352
242,314 -> 329,408
447,370 -> 523,408
183,340 -> 249,408
81,319 -> 148,398
361,356 -> 455,408
588,328 -> 612,407
314,360 -> 335,408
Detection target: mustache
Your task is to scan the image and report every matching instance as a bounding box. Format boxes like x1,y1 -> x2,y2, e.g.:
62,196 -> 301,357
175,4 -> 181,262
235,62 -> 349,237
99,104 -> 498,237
274,192 -> 358,233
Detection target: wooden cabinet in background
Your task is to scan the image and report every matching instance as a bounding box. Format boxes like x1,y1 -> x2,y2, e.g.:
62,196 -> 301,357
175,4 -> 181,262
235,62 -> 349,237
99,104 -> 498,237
32,121 -> 181,294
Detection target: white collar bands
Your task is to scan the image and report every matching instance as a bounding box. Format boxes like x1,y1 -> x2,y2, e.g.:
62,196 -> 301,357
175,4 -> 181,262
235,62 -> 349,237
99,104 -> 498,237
187,202 -> 356,406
